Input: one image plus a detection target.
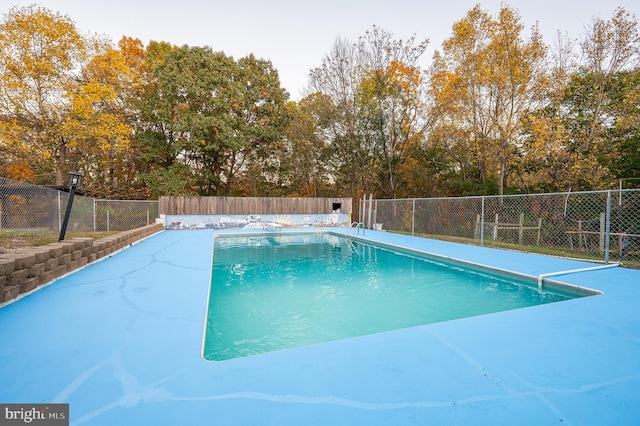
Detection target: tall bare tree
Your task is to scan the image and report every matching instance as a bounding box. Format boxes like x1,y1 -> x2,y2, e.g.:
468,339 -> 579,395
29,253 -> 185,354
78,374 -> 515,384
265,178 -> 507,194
308,27 -> 429,198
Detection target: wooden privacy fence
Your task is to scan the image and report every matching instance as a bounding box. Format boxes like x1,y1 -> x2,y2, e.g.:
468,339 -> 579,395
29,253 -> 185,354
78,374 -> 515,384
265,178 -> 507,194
159,196 -> 353,215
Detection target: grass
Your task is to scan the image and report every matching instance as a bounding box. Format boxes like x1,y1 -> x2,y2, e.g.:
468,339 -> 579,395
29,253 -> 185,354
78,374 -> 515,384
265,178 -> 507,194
0,230 -> 119,253
392,231 -> 640,269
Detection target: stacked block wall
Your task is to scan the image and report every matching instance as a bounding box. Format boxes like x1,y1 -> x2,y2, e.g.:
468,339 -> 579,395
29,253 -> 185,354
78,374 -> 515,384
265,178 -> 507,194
0,224 -> 163,304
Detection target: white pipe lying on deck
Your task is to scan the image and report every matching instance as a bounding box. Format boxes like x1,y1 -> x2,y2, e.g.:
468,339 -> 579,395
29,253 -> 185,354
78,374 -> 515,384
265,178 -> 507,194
537,263 -> 621,291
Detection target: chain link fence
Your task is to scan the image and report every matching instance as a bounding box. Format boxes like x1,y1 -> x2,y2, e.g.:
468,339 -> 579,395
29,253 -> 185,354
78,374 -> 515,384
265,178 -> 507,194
0,177 -> 159,233
362,190 -> 640,267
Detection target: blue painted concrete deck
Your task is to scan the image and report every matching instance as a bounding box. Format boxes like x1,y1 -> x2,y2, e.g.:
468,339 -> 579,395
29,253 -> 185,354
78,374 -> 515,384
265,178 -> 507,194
1,229 -> 639,425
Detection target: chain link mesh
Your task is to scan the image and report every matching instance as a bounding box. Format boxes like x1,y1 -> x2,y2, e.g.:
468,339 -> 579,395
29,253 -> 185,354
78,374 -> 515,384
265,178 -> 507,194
4,176 -> 637,265
94,200 -> 159,231
0,177 -> 158,233
370,190 -> 640,266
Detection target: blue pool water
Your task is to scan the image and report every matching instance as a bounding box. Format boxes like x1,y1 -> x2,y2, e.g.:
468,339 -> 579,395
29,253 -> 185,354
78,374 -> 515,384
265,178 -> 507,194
203,233 -> 582,361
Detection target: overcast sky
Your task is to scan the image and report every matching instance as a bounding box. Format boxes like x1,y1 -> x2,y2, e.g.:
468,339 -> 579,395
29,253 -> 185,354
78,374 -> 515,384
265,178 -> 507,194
4,1 -> 640,99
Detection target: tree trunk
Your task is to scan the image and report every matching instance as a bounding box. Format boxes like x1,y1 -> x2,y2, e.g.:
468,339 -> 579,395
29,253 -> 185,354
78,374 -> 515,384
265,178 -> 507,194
55,142 -> 66,187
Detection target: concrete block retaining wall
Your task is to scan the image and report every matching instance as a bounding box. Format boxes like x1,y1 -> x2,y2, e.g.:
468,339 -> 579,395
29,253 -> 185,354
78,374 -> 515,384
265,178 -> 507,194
0,223 -> 164,305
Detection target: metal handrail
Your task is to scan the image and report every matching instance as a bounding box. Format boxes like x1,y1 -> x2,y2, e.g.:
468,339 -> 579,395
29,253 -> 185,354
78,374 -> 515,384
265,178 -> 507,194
347,221 -> 365,236
537,263 -> 620,291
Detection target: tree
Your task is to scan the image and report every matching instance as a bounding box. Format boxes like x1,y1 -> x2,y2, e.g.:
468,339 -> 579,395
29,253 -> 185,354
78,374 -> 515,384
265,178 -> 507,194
226,54 -> 290,194
399,136 -> 452,197
609,69 -> 640,180
486,6 -> 548,195
308,37 -> 367,198
428,7 -> 494,193
562,7 -> 640,188
428,5 -> 548,196
509,30 -> 578,193
134,40 -> 193,197
138,46 -> 289,196
355,27 -> 430,198
272,96 -> 332,197
0,5 -> 86,186
62,41 -> 142,197
308,27 -> 429,199
514,108 -> 575,192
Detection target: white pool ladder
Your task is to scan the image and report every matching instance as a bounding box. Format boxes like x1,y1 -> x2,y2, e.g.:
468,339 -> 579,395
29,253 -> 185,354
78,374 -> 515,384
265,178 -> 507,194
347,221 -> 365,236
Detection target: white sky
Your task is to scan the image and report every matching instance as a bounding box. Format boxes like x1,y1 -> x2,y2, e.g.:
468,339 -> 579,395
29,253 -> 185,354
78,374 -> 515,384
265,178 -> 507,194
4,1 -> 640,100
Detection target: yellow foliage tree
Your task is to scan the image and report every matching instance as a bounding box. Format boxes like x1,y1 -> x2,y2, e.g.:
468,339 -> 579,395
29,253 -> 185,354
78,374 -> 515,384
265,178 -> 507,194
428,5 -> 548,195
0,5 -> 86,185
1,162 -> 36,182
61,41 -> 140,197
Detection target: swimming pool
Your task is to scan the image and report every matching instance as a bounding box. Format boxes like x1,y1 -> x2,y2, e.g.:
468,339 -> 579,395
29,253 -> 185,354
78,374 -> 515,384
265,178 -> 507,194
2,229 -> 639,425
203,232 -> 590,361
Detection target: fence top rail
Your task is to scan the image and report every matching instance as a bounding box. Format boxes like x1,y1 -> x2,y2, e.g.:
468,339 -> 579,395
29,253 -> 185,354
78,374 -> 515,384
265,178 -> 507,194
373,188 -> 640,203
95,199 -> 158,203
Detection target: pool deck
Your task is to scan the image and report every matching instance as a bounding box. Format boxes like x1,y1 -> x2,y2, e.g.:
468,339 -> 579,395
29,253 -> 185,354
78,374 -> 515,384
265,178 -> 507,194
1,229 -> 640,425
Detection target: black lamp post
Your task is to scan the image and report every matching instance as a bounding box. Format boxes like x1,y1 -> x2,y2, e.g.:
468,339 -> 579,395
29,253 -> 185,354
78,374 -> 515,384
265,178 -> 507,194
58,171 -> 83,241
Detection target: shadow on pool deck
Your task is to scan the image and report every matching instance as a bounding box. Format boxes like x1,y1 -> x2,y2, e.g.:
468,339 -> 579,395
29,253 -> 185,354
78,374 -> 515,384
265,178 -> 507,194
1,229 -> 639,425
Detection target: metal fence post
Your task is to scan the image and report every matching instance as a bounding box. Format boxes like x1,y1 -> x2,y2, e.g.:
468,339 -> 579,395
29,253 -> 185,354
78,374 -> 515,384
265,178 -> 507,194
93,199 -> 97,232
367,193 -> 373,229
57,191 -> 62,232
599,213 -> 605,253
605,190 -> 611,264
373,200 -> 378,227
480,196 -> 485,246
412,198 -> 416,236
